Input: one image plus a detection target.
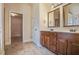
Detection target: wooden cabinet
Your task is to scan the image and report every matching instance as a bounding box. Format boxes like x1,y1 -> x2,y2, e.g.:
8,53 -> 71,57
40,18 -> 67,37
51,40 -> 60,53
49,32 -> 57,53
40,31 -> 50,49
40,31 -> 56,53
67,34 -> 79,55
67,41 -> 79,55
57,33 -> 68,55
40,31 -> 79,55
57,39 -> 67,54
44,32 -> 50,49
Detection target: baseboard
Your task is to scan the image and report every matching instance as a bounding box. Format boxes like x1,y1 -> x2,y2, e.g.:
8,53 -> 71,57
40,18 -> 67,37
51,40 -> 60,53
24,41 -> 33,44
23,38 -> 33,43
0,49 -> 5,55
5,44 -> 11,50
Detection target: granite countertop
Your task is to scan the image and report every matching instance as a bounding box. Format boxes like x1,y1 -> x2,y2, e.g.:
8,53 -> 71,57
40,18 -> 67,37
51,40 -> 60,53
40,30 -> 79,33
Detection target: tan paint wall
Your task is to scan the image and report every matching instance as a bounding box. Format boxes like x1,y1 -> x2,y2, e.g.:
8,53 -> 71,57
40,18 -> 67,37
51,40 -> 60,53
4,3 -> 32,45
0,3 -> 4,54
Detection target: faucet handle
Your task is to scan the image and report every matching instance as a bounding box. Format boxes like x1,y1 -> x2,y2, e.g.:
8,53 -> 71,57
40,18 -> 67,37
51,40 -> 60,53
70,29 -> 76,32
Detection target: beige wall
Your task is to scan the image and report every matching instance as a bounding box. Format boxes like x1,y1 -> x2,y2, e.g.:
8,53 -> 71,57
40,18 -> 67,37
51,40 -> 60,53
0,3 -> 4,54
4,3 -> 32,45
39,4 -> 49,31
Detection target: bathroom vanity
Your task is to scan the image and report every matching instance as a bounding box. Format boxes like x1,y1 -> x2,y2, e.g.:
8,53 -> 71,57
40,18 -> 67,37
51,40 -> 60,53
40,31 -> 79,55
44,3 -> 79,55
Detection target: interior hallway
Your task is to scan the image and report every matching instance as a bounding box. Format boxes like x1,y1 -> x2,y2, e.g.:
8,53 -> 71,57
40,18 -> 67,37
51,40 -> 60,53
5,38 -> 55,55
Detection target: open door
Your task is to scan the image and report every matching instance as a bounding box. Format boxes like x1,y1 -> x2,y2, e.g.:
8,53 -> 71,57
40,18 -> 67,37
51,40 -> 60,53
11,12 -> 23,45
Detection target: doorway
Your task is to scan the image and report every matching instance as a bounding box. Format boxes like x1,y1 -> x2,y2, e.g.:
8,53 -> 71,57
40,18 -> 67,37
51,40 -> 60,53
10,12 -> 23,45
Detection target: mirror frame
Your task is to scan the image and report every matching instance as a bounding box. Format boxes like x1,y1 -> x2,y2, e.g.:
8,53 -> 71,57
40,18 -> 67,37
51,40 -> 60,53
48,8 -> 60,28
63,3 -> 79,27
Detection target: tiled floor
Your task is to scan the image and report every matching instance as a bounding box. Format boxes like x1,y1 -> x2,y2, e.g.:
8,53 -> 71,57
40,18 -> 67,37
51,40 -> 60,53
5,37 -> 55,55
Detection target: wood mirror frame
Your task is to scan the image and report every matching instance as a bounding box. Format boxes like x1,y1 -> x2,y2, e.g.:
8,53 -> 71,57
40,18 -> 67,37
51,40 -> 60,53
48,8 -> 60,28
63,3 -> 79,27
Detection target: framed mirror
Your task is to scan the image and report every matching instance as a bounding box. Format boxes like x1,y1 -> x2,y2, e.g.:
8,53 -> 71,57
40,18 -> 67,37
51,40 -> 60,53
48,8 -> 60,27
63,3 -> 79,27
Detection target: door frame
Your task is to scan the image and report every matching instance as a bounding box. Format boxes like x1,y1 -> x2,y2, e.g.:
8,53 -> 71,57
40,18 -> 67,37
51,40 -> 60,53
9,11 -> 23,45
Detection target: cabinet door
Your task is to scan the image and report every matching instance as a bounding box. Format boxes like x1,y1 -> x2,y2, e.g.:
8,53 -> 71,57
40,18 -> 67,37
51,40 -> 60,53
44,32 -> 50,49
49,32 -> 57,53
57,39 -> 67,55
40,31 -> 50,49
67,40 -> 79,55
